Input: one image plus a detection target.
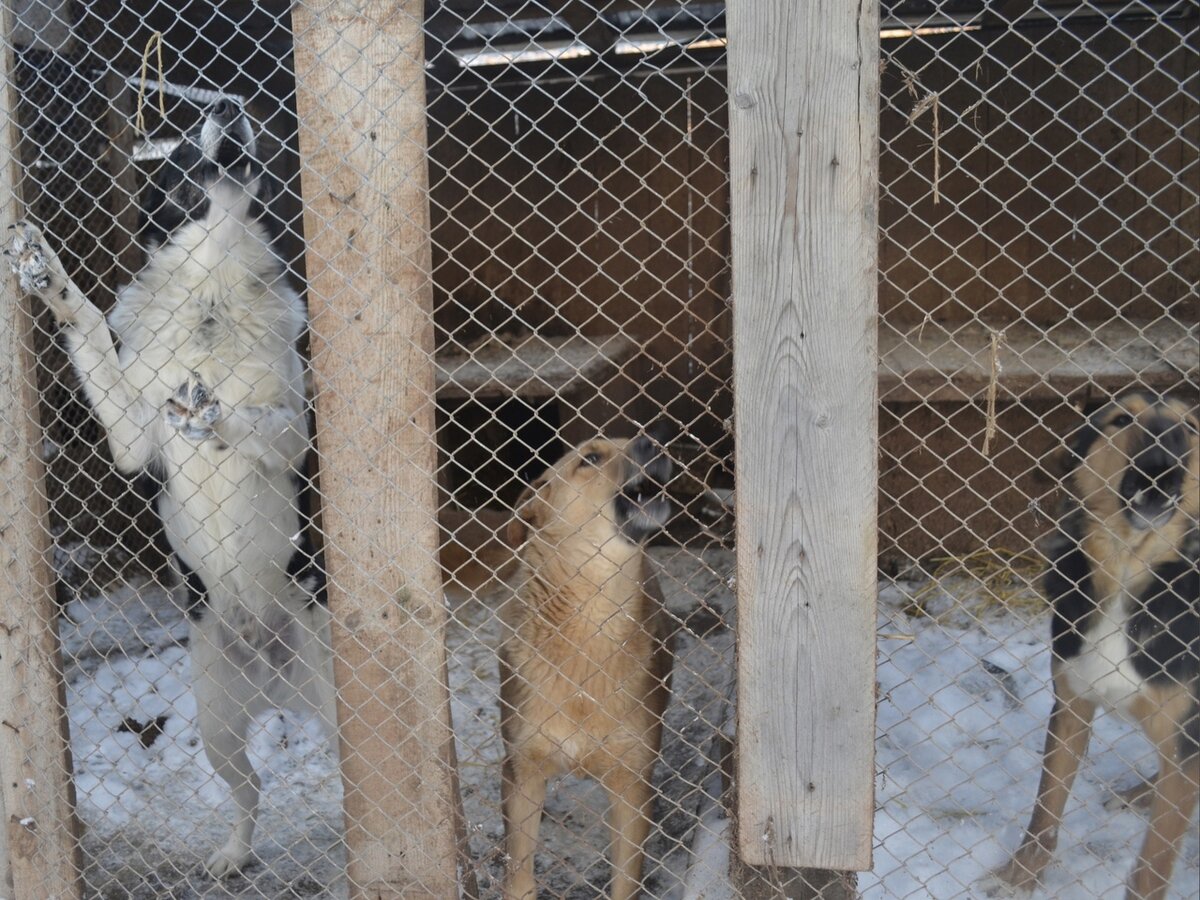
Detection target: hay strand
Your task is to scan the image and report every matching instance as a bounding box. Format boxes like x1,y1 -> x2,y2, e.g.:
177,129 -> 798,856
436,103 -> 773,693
982,328 -> 1006,456
908,91 -> 941,204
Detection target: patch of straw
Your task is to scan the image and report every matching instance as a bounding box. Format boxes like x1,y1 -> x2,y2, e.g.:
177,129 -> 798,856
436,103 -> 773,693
902,547 -> 1044,621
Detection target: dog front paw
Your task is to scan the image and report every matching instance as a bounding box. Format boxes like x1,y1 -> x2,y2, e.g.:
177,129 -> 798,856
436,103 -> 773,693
989,845 -> 1051,894
165,373 -> 223,441
204,840 -> 252,878
5,221 -> 68,300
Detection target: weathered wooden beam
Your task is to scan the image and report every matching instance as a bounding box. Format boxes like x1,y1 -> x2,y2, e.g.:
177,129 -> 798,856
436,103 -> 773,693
728,0 -> 880,872
292,1 -> 465,895
0,7 -> 82,897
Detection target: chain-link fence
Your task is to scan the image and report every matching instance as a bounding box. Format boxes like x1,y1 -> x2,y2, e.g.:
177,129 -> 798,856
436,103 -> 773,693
0,1 -> 1196,898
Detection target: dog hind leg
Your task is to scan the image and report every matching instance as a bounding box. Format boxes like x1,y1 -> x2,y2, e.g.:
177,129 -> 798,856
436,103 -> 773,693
276,602 -> 339,754
1126,699 -> 1199,900
997,675 -> 1096,889
191,615 -> 270,877
196,696 -> 260,876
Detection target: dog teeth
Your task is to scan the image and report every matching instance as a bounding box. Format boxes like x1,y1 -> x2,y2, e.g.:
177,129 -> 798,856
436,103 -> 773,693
1131,488 -> 1147,505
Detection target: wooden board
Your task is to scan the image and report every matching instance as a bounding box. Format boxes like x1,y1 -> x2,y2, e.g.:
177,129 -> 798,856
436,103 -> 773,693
291,2 -> 462,896
0,6 -> 82,896
435,332 -> 635,400
879,318 -> 1198,403
727,0 -> 879,872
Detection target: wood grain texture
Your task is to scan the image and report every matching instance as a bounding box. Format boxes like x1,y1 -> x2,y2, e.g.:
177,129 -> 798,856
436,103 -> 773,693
103,72 -> 141,287
0,6 -> 82,896
292,2 -> 461,895
727,0 -> 879,870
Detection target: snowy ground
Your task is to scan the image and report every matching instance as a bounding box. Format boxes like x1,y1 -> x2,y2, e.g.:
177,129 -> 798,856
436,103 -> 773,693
56,545 -> 1198,898
867,577 -> 1199,900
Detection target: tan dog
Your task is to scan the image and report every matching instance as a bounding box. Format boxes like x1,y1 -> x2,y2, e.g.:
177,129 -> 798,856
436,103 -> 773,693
997,391 -> 1198,900
499,435 -> 674,900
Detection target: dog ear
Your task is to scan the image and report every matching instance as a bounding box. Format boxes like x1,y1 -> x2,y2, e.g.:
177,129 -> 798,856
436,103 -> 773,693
507,481 -> 543,547
1060,400 -> 1115,475
1061,420 -> 1100,473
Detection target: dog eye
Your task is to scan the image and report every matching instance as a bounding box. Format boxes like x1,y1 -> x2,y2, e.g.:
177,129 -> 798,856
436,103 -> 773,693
1110,414 -> 1133,428
581,451 -> 603,466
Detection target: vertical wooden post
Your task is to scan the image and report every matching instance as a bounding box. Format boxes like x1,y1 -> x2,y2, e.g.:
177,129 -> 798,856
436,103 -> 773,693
291,2 -> 462,896
103,71 -> 141,285
0,7 -> 81,897
728,0 -> 880,873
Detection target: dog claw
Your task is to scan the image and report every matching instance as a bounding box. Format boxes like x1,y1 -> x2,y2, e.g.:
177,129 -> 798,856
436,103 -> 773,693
204,843 -> 252,879
6,220 -> 67,298
166,374 -> 222,441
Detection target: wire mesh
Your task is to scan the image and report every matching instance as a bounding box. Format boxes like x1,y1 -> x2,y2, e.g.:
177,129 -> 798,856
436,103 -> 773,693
0,1 -> 1196,899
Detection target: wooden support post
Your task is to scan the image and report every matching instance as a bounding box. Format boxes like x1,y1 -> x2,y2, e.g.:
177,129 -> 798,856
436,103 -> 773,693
291,2 -> 464,896
0,8 -> 81,898
727,0 -> 880,873
103,71 -> 142,286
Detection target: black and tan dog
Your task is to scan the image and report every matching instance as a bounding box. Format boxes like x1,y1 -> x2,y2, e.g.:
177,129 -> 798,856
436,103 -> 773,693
499,435 -> 673,900
998,391 -> 1198,899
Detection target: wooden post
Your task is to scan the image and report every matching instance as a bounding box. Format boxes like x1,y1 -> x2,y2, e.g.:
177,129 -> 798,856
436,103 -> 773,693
0,7 -> 82,897
291,2 -> 463,896
727,0 -> 880,873
103,71 -> 142,286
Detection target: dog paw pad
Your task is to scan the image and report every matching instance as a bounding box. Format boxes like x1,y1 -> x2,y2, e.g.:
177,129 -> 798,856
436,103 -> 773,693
165,374 -> 223,440
5,221 -> 61,295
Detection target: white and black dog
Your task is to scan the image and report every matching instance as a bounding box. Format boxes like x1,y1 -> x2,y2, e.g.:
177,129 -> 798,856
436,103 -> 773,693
7,99 -> 336,876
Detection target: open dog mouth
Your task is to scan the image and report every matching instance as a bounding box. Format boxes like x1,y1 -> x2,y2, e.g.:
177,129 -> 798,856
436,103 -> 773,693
1121,464 -> 1183,529
615,434 -> 672,541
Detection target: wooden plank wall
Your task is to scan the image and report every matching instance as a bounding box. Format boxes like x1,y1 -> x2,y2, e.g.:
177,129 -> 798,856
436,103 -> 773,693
427,67 -> 733,467
875,16 -> 1198,561
727,0 -> 879,871
879,17 -> 1197,327
427,15 -> 1195,562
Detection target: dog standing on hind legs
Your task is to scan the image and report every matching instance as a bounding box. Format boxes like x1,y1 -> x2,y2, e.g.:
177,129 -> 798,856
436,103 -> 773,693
7,99 -> 337,877
499,435 -> 674,900
996,391 -> 1198,900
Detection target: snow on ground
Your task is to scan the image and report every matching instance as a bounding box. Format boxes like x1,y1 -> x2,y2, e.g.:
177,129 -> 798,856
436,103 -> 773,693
62,578 -> 345,899
867,577 -> 1199,900
57,546 -> 1198,898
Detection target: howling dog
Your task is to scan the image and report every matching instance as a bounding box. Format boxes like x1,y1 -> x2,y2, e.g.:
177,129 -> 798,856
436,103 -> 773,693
997,391 -> 1198,899
8,99 -> 334,877
499,434 -> 674,900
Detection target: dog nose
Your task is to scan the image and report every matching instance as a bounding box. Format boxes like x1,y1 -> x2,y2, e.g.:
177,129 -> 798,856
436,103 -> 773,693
210,98 -> 239,121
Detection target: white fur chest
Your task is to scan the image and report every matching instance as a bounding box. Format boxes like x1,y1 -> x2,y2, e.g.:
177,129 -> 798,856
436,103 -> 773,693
1059,595 -> 1143,715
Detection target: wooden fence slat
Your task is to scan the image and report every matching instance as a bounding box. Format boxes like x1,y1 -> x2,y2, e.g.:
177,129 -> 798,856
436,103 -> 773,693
0,8 -> 82,896
291,2 -> 462,895
728,0 -> 880,871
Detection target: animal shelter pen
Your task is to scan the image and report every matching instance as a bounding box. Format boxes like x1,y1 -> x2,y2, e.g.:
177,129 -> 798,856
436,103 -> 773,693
0,1 -> 1197,899
2,0 -> 877,895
